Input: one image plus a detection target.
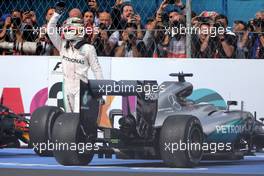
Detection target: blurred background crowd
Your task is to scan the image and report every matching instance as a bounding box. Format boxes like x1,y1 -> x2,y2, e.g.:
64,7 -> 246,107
0,0 -> 263,58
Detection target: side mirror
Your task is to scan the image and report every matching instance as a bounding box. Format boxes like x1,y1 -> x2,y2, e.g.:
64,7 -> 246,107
227,101 -> 238,111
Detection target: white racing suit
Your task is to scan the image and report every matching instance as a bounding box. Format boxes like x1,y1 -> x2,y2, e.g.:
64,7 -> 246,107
47,12 -> 103,113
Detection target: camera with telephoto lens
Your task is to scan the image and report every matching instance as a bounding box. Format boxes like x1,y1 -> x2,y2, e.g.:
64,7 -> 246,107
0,41 -> 50,55
248,19 -> 264,32
253,19 -> 264,28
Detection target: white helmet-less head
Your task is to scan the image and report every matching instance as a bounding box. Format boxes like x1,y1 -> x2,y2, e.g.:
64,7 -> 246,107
62,17 -> 85,41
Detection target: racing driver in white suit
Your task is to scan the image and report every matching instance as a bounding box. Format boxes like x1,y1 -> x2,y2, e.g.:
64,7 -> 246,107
47,2 -> 103,113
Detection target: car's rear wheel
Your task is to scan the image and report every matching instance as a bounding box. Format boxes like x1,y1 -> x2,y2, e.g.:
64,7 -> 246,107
160,115 -> 204,167
52,113 -> 94,166
29,106 -> 63,156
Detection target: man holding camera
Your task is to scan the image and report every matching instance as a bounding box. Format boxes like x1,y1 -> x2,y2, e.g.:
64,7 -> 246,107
248,12 -> 264,59
191,22 -> 215,58
0,10 -> 24,54
87,0 -> 100,26
213,14 -> 237,58
115,23 -> 144,57
92,12 -> 116,56
21,10 -> 39,42
109,2 -> 143,48
232,20 -> 249,58
155,0 -> 187,58
38,7 -> 60,55
47,2 -> 103,113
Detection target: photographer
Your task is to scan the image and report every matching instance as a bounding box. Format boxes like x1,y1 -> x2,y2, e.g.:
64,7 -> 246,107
21,10 -> 39,42
38,7 -> 59,55
111,1 -> 134,30
157,0 -> 186,17
0,15 -> 12,41
156,0 -> 187,58
256,11 -> 264,20
248,14 -> 264,59
0,10 -> 23,55
10,10 -> 23,43
83,10 -> 95,44
115,23 -> 145,57
142,18 -> 158,57
0,15 -> 12,55
213,14 -> 237,58
92,11 -> 116,56
192,22 -> 215,58
109,4 -> 143,55
233,20 -> 249,58
87,0 -> 99,26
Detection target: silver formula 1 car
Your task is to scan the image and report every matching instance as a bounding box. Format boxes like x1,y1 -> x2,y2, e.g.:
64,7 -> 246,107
29,73 -> 264,167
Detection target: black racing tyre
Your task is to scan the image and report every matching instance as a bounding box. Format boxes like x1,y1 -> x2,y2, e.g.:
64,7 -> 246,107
52,113 -> 94,166
29,106 -> 63,156
159,115 -> 204,168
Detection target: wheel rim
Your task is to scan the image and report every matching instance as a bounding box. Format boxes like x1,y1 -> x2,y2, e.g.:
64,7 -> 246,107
189,125 -> 203,159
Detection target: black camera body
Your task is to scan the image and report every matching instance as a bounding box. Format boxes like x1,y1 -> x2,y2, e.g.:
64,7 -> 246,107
197,16 -> 211,24
248,19 -> 264,32
214,21 -> 224,30
99,23 -> 107,30
253,19 -> 264,28
128,32 -> 136,40
11,17 -> 21,28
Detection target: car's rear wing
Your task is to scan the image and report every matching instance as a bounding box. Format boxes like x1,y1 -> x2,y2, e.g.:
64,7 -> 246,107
80,80 -> 159,139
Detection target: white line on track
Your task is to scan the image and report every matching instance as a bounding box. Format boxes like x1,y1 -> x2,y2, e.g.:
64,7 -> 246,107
0,162 -> 208,171
131,167 -> 208,171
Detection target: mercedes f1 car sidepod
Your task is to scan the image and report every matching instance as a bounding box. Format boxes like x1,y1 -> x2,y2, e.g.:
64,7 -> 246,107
29,73 -> 264,167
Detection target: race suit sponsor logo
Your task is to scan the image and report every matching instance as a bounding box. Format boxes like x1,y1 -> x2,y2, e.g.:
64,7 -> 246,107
62,56 -> 84,65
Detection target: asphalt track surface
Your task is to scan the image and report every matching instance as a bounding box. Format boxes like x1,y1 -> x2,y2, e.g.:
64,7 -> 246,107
0,149 -> 263,176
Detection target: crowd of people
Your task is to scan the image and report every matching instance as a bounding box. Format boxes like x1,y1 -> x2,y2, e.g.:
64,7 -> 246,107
0,0 -> 263,59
